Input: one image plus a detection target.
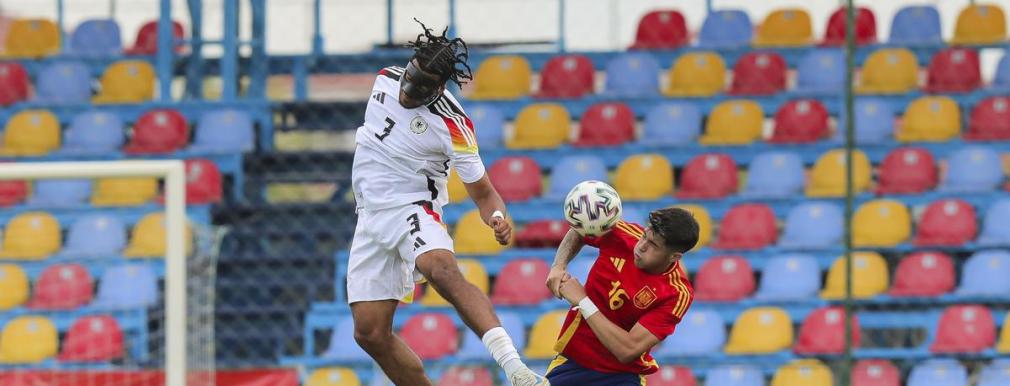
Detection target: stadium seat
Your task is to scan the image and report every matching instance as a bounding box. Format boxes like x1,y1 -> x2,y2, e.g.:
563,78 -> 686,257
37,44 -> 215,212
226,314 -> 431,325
931,305 -> 996,353
645,365 -> 697,386
603,53 -> 660,97
421,259 -> 489,306
806,149 -> 871,197
63,214 -> 127,257
34,62 -> 92,103
536,54 -> 594,99
913,199 -> 977,246
676,154 -> 738,199
93,264 -> 158,309
0,109 -> 61,156
124,109 -> 189,154
951,4 -> 1006,45
754,8 -> 813,47
978,360 -> 1010,386
925,48 -> 981,93
768,99 -> 830,143
755,254 -> 821,300
0,212 -> 61,259
614,154 -> 673,200
0,62 -> 29,105
897,96 -> 961,142
491,259 -> 551,305
92,177 -> 158,206
656,310 -> 725,356
400,313 -> 458,359
742,151 -> 804,199
4,19 -> 60,58
190,109 -> 255,153
876,147 -> 938,195
1000,315 -> 1010,352
546,156 -> 608,200
69,19 -> 121,55
779,202 -> 843,249
834,99 -> 895,145
439,366 -> 493,386
488,156 -> 543,202
711,203 -> 777,250
0,178 -> 27,207
889,6 -> 942,45
664,52 -> 726,96
978,199 -> 1010,245
457,312 -> 524,360
956,250 -> 1010,295
454,209 -> 508,255
674,204 -> 712,249
795,49 -> 845,94
852,359 -> 900,386
29,179 -> 92,207
852,200 -> 910,247
908,359 -> 967,386
823,6 -> 876,46
322,317 -> 368,361
124,212 -> 194,258
889,252 -> 955,297
699,100 -> 763,145
0,316 -> 57,363
0,264 -> 28,310
58,315 -> 125,362
640,102 -> 701,146
305,367 -> 361,386
59,111 -> 125,155
93,60 -> 155,103
965,96 -> 1010,141
698,10 -> 752,48
704,365 -> 763,386
525,310 -> 567,359
995,54 -> 1010,89
694,255 -> 754,301
630,10 -> 688,50
940,146 -> 1004,192
724,307 -> 793,354
126,20 -> 185,55
447,171 -> 467,204
180,159 -> 223,204
794,307 -> 860,354
469,55 -> 532,100
507,103 -> 570,149
574,102 -> 635,147
27,264 -> 93,310
821,252 -> 889,299
469,105 -> 504,149
856,48 -> 919,94
729,51 -> 786,95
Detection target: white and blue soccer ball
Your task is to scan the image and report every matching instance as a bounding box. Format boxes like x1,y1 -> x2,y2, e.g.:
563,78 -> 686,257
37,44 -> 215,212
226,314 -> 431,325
563,180 -> 623,237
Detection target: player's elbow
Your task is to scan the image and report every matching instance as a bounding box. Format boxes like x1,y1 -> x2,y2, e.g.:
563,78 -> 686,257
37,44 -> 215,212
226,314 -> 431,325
615,347 -> 642,364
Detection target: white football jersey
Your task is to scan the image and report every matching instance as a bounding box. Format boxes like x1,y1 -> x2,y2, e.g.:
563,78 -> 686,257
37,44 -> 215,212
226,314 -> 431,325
351,66 -> 484,211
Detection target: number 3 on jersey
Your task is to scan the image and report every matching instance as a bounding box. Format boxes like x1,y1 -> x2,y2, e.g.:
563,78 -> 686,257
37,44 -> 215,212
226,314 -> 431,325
375,117 -> 395,141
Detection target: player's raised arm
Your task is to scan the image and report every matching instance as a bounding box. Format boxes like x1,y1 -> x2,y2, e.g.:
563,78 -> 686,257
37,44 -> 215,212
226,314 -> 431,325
463,174 -> 511,245
557,277 -> 663,364
546,229 -> 584,298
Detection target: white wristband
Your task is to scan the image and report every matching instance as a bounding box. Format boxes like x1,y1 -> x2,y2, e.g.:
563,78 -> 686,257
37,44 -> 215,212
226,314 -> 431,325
577,297 -> 599,319
491,210 -> 505,220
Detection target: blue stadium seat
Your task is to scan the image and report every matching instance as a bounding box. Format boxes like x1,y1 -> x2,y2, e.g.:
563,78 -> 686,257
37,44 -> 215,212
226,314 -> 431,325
62,214 -> 127,257
795,49 -> 845,94
978,199 -> 1010,246
57,111 -> 125,156
321,316 -> 369,361
940,147 -> 1004,193
93,264 -> 158,309
189,110 -> 254,153
655,309 -> 724,356
754,254 -> 821,300
639,102 -> 701,146
697,10 -> 752,48
834,99 -> 895,145
69,19 -> 122,56
907,359 -> 968,386
469,105 -> 504,149
34,62 -> 92,103
546,155 -> 608,200
994,54 -> 1010,90
457,312 -> 525,360
956,250 -> 1010,296
603,53 -> 660,98
978,359 -> 1010,386
703,364 -> 763,386
889,6 -> 942,45
741,151 -> 804,198
569,258 -> 594,284
621,207 -> 648,227
778,202 -> 843,249
27,179 -> 92,207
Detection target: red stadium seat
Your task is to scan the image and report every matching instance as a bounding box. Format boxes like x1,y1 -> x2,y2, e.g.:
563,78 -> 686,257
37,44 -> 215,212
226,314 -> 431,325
889,252 -> 955,297
491,259 -> 552,305
630,10 -> 688,50
536,54 -> 595,99
400,313 -> 458,360
574,102 -> 635,147
712,203 -> 778,250
58,315 -> 125,362
876,147 -> 938,195
768,99 -> 830,144
852,360 -> 900,386
439,366 -> 493,386
824,6 -> 877,45
925,48 -> 981,93
913,199 -> 977,246
184,159 -> 223,204
729,52 -> 787,95
0,62 -> 29,106
488,156 -> 542,202
693,255 -> 755,301
645,366 -> 697,386
27,264 -> 94,310
794,306 -> 861,354
676,153 -> 738,199
124,109 -> 189,154
965,96 -> 1010,141
126,20 -> 184,55
514,220 -> 569,248
0,178 -> 27,207
930,305 -> 996,353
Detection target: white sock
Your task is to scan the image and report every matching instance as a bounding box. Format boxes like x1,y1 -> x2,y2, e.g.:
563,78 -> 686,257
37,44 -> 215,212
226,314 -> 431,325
481,326 -> 525,376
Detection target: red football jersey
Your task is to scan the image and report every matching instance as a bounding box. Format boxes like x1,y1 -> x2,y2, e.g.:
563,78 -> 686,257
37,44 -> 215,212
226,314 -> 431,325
554,221 -> 694,375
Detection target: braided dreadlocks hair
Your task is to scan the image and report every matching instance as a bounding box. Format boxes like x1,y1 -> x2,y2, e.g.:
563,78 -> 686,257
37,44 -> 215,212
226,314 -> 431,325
405,18 -> 473,87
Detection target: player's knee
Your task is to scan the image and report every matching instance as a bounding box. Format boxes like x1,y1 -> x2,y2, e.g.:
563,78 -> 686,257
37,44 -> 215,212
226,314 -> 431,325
419,252 -> 464,289
353,325 -> 392,351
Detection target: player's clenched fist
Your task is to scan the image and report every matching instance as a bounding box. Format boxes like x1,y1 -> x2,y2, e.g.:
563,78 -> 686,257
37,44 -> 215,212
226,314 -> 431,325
545,266 -> 571,299
490,216 -> 512,245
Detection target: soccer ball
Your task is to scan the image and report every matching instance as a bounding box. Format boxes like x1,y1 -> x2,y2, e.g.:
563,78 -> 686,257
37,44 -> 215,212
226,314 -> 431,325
563,180 -> 623,237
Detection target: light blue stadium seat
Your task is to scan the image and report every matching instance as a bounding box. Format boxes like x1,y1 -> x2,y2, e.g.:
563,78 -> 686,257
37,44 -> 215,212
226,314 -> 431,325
956,250 -> 1010,296
778,202 -> 843,249
979,359 -> 1010,386
58,111 -> 125,156
189,110 -> 254,153
469,104 -> 504,149
907,359 -> 968,386
834,99 -> 895,145
639,102 -> 701,146
93,264 -> 158,309
795,49 -> 845,94
889,6 -> 942,45
939,147 -> 1004,193
978,199 -> 1010,246
603,53 -> 660,98
994,54 -> 1010,90
34,62 -> 92,103
621,207 -> 648,227
569,258 -> 595,284
322,316 -> 369,361
69,19 -> 122,56
546,155 -> 608,200
704,364 -> 764,386
741,151 -> 804,198
62,214 -> 127,257
697,10 -> 752,48
27,179 -> 92,207
755,254 -> 821,300
655,309 -> 724,356
456,312 -> 525,360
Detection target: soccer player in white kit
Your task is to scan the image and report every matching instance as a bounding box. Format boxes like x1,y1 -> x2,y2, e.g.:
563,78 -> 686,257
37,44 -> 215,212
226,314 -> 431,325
348,21 -> 549,386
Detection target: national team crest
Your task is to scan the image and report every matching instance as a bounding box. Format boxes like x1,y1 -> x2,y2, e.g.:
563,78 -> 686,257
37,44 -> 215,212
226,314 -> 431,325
410,116 -> 428,134
634,286 -> 657,309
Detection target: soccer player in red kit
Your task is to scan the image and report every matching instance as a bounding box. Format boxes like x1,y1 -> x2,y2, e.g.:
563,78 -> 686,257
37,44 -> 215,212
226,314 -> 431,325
544,208 -> 699,385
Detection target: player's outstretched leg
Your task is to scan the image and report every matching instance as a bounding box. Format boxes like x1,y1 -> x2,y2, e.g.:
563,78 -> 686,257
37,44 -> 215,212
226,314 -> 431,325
416,249 -> 550,386
350,299 -> 435,386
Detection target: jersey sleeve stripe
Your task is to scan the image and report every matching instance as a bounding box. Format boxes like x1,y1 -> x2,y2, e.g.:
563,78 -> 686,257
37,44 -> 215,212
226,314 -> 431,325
437,96 -> 478,147
615,222 -> 644,239
669,268 -> 691,318
430,98 -> 479,153
378,66 -> 403,81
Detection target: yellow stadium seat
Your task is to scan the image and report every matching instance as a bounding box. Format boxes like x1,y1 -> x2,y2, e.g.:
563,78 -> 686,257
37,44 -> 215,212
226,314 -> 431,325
507,103 -> 570,149
896,96 -> 961,142
772,359 -> 834,386
725,307 -> 793,354
699,100 -> 764,145
4,19 -> 60,58
124,212 -> 193,258
952,4 -> 1006,45
614,154 -> 673,201
93,60 -> 156,104
0,264 -> 28,310
0,212 -> 61,260
672,204 -> 712,249
821,252 -> 889,299
420,258 -> 489,306
0,109 -> 61,157
454,209 -> 509,255
91,177 -> 159,206
754,9 -> 813,47
856,48 -> 919,94
663,52 -> 726,97
805,149 -> 871,197
852,200 -> 911,247
526,310 -> 568,359
305,367 -> 361,386
998,313 -> 1010,352
469,55 -> 532,100
447,170 -> 468,204
0,316 -> 57,363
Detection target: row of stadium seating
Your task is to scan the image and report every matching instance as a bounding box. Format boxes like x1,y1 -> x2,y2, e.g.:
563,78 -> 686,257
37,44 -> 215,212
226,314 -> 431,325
0,311 -> 148,364
1,18 -> 182,58
0,61 -> 159,105
0,262 -> 160,311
